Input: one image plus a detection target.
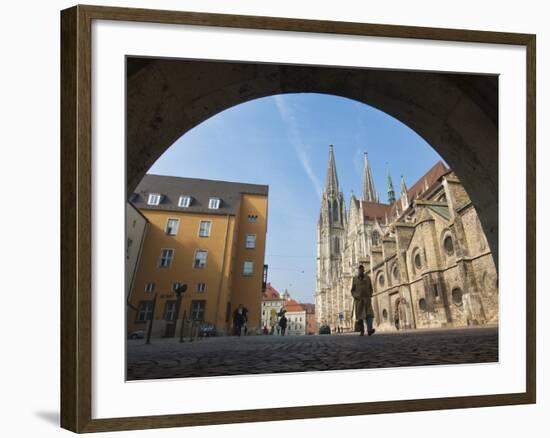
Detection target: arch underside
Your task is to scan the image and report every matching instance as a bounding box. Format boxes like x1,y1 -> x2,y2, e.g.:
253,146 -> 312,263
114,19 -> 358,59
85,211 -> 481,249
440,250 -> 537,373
127,57 -> 498,267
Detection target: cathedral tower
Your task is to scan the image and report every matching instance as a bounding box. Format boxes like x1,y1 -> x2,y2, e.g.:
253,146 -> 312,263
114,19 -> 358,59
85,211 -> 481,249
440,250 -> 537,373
316,145 -> 346,326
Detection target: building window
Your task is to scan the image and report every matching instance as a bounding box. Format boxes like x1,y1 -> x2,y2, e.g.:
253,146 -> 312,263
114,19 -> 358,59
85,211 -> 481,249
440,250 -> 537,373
197,282 -> 206,293
178,195 -> 192,208
208,197 -> 221,209
165,218 -> 179,236
147,193 -> 162,206
452,288 -> 463,305
443,235 -> 455,255
333,237 -> 340,253
144,282 -> 155,293
190,300 -> 206,321
172,282 -> 183,292
126,238 -> 133,259
194,250 -> 208,269
372,231 -> 380,246
418,298 -> 427,312
159,249 -> 174,268
137,302 -> 153,321
243,261 -> 254,276
332,201 -> 339,223
392,265 -> 399,281
245,234 -> 256,249
199,221 -> 212,237
378,274 -> 385,287
164,301 -> 177,321
247,214 -> 258,222
414,252 -> 422,270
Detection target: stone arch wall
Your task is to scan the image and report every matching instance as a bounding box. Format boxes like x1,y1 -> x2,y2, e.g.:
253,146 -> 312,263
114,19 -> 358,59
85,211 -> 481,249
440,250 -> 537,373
127,58 -> 498,268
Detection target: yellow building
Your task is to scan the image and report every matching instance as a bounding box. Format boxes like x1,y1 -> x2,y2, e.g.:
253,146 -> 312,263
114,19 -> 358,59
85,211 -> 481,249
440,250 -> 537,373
127,174 -> 268,337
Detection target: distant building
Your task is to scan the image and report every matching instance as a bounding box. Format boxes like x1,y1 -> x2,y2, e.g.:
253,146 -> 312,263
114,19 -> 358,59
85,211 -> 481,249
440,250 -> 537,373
316,145 -> 498,332
282,291 -> 307,336
261,283 -> 284,331
302,303 -> 317,335
127,174 -> 269,337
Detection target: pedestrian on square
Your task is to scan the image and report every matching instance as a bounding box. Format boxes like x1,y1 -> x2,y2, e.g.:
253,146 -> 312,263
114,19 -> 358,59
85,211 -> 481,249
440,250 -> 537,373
279,314 -> 288,336
234,304 -> 246,337
351,264 -> 376,336
242,306 -> 249,335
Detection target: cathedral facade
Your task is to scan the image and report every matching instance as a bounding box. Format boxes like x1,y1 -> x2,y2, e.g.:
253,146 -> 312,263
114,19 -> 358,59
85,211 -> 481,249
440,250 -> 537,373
315,145 -> 498,332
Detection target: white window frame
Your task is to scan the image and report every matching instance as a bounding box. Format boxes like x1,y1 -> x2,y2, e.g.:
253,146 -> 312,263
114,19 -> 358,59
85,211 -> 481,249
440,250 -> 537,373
137,302 -> 153,321
178,195 -> 192,208
194,250 -> 208,269
190,300 -> 206,321
245,234 -> 256,249
147,193 -> 162,206
172,282 -> 183,292
144,282 -> 155,293
243,261 -> 254,276
197,282 -> 207,293
208,197 -> 221,209
159,248 -> 174,268
164,301 -> 177,321
165,218 -> 179,236
198,220 -> 212,237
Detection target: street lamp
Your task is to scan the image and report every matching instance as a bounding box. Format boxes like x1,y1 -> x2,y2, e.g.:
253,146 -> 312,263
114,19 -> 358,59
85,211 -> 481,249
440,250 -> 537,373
174,284 -> 188,343
145,292 -> 158,345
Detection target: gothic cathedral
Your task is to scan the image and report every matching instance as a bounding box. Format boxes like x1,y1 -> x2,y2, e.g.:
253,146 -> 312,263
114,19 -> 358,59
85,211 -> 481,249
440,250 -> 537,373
315,145 -> 498,332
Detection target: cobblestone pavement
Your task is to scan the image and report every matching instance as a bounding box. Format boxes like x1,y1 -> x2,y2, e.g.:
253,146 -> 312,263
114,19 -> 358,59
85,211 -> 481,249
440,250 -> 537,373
127,326 -> 498,380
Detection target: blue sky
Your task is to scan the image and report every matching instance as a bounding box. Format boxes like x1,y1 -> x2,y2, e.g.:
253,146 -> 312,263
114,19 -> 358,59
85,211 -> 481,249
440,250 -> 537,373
148,93 -> 445,303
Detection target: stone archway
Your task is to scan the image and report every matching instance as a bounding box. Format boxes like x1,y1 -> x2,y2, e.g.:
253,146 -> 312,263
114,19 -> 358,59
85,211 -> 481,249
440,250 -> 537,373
127,58 -> 498,267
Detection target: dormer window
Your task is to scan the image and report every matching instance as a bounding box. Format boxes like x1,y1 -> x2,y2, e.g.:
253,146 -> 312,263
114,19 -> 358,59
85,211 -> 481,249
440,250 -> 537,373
178,195 -> 192,208
147,193 -> 162,206
208,197 -> 221,209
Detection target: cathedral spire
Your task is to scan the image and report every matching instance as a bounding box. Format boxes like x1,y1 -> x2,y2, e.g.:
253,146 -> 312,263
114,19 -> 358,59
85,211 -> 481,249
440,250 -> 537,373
362,152 -> 377,202
386,163 -> 396,204
325,145 -> 340,195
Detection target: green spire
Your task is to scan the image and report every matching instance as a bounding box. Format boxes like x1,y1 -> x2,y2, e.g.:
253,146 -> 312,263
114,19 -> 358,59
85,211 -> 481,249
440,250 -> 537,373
386,163 -> 395,204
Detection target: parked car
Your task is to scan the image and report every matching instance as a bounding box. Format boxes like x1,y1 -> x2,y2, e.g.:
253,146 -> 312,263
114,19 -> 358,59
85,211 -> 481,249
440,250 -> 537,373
198,322 -> 216,337
128,330 -> 144,339
318,325 -> 331,335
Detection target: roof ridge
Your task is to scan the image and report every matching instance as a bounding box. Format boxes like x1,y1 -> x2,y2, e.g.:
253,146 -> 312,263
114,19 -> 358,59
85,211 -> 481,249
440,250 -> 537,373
144,173 -> 269,189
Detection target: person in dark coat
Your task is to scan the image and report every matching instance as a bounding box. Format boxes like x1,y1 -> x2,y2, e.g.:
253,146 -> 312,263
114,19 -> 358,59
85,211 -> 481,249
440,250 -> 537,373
242,306 -> 249,335
279,315 -> 288,336
233,304 -> 246,336
351,264 -> 375,336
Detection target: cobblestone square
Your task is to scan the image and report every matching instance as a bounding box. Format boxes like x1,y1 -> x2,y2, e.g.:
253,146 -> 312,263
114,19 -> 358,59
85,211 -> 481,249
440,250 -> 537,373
127,326 -> 498,380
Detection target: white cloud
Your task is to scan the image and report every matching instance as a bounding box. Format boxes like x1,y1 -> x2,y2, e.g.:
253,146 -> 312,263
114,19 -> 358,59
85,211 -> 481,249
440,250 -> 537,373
273,95 -> 323,198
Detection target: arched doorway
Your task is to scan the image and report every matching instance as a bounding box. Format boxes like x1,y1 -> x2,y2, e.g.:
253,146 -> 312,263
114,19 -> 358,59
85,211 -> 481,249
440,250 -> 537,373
127,57 -> 498,267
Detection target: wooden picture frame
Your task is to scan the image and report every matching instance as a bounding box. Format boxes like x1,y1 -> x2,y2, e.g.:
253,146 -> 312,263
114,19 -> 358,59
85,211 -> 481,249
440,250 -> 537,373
60,4 -> 536,433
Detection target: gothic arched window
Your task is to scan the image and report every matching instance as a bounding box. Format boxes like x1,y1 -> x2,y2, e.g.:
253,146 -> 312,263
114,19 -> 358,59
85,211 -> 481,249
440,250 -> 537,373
332,200 -> 339,223
333,237 -> 340,254
372,230 -> 380,246
452,287 -> 463,305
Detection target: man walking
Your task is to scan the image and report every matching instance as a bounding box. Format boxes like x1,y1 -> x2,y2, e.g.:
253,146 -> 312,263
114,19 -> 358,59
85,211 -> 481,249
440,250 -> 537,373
279,314 -> 288,336
351,264 -> 376,336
